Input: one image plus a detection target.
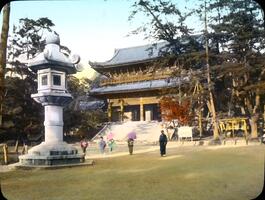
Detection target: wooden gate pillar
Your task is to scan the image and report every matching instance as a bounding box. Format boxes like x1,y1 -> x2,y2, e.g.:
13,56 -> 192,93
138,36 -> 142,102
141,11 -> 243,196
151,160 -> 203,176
119,99 -> 124,122
140,97 -> 144,121
107,101 -> 113,122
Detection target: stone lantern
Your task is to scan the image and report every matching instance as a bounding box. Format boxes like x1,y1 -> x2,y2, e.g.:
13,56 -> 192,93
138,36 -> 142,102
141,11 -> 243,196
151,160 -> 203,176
19,32 -> 84,166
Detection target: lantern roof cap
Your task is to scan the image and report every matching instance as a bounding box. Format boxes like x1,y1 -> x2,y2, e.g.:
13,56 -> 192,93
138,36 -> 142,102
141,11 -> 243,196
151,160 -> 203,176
28,32 -> 80,74
45,32 -> 60,45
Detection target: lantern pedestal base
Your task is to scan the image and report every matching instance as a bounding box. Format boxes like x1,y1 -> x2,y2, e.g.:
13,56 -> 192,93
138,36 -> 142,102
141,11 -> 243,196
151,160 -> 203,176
19,141 -> 85,166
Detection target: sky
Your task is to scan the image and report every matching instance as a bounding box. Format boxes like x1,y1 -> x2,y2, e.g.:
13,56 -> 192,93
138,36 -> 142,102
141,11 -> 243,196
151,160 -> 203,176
1,0 -> 263,79
0,0 -> 205,79
1,0 -> 152,79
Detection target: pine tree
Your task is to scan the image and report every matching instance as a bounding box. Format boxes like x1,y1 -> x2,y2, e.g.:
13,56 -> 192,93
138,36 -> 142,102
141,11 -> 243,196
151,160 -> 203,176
129,0 -> 265,139
208,0 -> 265,139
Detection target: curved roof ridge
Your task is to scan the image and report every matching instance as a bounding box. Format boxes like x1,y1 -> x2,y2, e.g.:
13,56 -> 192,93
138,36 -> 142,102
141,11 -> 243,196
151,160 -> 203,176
113,41 -> 167,51
89,47 -> 125,68
89,41 -> 169,69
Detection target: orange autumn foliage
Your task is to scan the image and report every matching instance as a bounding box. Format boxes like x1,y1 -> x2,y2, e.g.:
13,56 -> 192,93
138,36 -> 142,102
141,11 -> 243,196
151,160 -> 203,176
159,97 -> 192,125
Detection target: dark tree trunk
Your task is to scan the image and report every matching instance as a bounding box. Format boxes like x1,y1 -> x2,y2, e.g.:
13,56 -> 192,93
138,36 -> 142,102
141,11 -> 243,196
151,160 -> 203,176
0,3 -> 10,126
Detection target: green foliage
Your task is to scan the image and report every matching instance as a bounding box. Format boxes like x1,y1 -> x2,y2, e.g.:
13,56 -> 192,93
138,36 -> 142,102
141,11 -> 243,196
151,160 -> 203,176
129,0 -> 265,120
1,76 -> 43,139
9,17 -> 71,61
206,0 -> 265,121
64,110 -> 107,139
1,17 -> 108,141
64,76 -> 107,138
9,17 -> 54,60
0,17 -> 56,141
207,0 -> 264,60
129,0 -> 203,56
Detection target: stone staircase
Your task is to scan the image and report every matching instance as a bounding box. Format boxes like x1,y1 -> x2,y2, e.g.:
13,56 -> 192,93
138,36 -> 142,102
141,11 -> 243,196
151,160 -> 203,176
92,121 -> 163,143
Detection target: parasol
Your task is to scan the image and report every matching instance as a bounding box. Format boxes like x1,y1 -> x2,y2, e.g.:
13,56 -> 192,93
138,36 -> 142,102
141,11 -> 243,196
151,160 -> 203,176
127,131 -> 137,140
107,132 -> 114,140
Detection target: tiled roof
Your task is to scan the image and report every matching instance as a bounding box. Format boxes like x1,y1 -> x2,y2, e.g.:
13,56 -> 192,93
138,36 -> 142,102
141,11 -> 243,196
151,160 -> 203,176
89,42 -> 169,69
89,34 -> 204,70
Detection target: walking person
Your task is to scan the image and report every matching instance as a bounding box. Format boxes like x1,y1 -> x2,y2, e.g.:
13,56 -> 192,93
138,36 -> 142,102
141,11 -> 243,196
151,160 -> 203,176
127,138 -> 134,155
159,130 -> 168,156
127,131 -> 136,155
21,134 -> 29,155
108,138 -> 116,152
262,133 -> 265,144
98,136 -> 106,154
80,137 -> 89,155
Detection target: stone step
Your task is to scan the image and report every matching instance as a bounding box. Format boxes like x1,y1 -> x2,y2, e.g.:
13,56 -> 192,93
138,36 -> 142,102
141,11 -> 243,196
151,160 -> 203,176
92,121 -> 163,142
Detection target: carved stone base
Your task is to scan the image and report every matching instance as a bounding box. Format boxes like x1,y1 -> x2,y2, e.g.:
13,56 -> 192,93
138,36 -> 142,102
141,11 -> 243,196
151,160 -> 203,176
19,141 -> 84,166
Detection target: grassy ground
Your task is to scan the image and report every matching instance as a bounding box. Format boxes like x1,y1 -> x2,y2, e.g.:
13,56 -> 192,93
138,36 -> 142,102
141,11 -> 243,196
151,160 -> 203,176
0,145 -> 264,200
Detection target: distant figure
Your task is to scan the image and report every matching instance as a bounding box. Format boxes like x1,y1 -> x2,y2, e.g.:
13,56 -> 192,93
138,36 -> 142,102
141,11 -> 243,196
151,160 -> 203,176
99,136 -> 106,154
80,137 -> 89,155
108,139 -> 116,152
159,130 -> 168,156
127,131 -> 136,155
171,128 -> 178,141
21,134 -> 29,155
127,138 -> 134,155
262,133 -> 265,144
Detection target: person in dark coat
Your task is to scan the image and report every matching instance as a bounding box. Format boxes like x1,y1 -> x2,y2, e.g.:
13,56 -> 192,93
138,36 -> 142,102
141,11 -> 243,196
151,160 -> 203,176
159,130 -> 168,156
21,133 -> 29,154
127,138 -> 134,155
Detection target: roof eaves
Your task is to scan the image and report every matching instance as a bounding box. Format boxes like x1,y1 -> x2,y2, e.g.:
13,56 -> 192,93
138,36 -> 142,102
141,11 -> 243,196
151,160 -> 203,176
29,60 -> 76,74
89,85 -> 176,96
89,42 -> 168,70
89,79 -> 182,95
89,48 -> 121,68
89,57 -> 159,71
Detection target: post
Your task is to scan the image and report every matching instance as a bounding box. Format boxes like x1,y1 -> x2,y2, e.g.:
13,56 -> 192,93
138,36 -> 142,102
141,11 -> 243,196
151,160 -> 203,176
14,139 -> 19,153
107,101 -> 112,122
263,105 -> 265,132
243,120 -> 249,145
140,97 -> 144,121
199,110 -> 202,138
232,121 -> 235,138
0,3 -> 10,127
120,99 -> 124,122
3,144 -> 8,164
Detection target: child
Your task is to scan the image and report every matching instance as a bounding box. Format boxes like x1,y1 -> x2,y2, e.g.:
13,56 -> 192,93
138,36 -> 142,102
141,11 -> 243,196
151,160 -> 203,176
99,136 -> 106,154
108,139 -> 116,152
80,138 -> 89,155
